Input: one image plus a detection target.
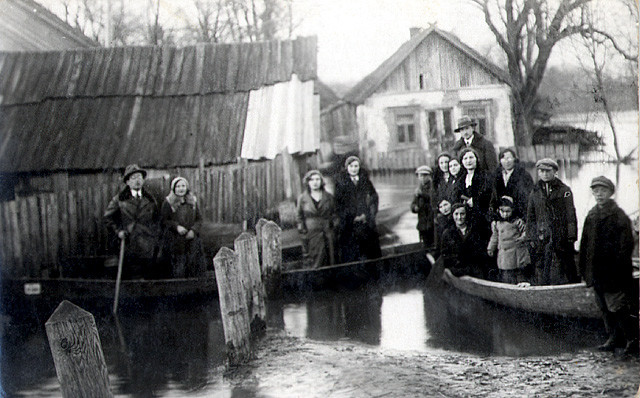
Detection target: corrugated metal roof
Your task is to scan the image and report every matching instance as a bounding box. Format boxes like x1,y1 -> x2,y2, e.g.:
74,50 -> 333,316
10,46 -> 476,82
343,28 -> 509,105
0,36 -> 318,173
0,0 -> 99,52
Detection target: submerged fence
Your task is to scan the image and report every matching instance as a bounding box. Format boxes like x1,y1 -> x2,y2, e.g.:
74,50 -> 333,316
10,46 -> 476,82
0,157 -> 294,277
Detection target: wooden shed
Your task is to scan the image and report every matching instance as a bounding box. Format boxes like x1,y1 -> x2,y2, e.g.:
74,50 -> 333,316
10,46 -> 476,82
322,27 -> 514,172
0,37 -> 319,276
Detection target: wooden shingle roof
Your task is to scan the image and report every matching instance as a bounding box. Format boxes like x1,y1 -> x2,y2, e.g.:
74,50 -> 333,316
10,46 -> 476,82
0,37 -> 317,173
343,27 -> 509,105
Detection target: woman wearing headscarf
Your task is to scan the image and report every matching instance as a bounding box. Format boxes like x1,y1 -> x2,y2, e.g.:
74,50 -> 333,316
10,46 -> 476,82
296,170 -> 337,268
161,177 -> 206,277
334,156 -> 382,262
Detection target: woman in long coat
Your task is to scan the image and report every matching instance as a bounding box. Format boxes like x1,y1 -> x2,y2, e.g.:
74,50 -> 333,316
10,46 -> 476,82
441,203 -> 489,278
489,148 -> 534,219
161,177 -> 206,278
334,156 -> 382,262
452,148 -> 492,242
296,170 -> 336,268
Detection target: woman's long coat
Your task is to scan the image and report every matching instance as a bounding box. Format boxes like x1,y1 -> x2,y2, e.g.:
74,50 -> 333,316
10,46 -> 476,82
526,178 -> 578,284
334,171 -> 382,262
452,170 -> 492,241
441,223 -> 489,278
578,200 -> 634,293
160,199 -> 206,277
296,190 -> 336,268
489,164 -> 534,219
104,187 -> 161,261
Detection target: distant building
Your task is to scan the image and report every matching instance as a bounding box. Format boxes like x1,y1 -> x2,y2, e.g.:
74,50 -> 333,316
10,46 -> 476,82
0,0 -> 98,51
322,27 -> 515,170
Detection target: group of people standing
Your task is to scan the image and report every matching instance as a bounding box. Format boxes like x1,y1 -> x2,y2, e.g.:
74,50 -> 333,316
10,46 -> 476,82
411,116 -> 637,355
296,156 -> 381,268
104,164 -> 206,279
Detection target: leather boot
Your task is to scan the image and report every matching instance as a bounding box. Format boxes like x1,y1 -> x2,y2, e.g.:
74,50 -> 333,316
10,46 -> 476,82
616,311 -> 639,357
598,333 -> 622,351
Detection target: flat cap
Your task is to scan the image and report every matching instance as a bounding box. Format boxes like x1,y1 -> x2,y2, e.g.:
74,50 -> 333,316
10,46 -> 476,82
590,176 -> 615,192
415,165 -> 433,175
535,158 -> 559,171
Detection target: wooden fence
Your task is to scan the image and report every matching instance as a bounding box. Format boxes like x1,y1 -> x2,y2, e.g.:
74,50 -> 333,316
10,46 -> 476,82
516,143 -> 581,164
365,148 -> 432,172
0,156 -> 297,277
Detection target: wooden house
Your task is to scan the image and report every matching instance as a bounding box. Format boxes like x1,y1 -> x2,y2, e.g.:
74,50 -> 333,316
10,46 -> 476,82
0,0 -> 98,51
322,27 -> 514,171
0,37 -> 318,275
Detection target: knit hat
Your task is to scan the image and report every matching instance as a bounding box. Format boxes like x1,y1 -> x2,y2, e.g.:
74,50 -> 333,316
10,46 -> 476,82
344,155 -> 360,169
590,176 -> 615,192
303,169 -> 324,186
415,165 -> 433,175
498,195 -> 515,208
535,158 -> 559,171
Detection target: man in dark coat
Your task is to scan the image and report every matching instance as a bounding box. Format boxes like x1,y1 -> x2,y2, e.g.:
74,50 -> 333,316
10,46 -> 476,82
451,116 -> 498,173
410,165 -> 435,248
104,164 -> 162,279
578,176 -> 637,355
526,158 -> 579,285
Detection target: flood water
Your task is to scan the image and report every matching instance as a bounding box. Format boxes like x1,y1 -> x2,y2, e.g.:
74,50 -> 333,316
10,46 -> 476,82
2,132 -> 639,396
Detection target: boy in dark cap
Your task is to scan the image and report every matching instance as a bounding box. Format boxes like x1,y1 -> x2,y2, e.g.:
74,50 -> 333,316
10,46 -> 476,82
104,164 -> 161,279
411,165 -> 435,248
526,158 -> 579,285
578,176 -> 637,355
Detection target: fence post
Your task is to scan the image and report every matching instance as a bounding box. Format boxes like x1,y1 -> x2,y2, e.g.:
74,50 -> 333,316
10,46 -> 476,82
234,232 -> 267,336
260,221 -> 282,298
255,218 -> 269,253
45,300 -> 112,398
213,247 -> 251,365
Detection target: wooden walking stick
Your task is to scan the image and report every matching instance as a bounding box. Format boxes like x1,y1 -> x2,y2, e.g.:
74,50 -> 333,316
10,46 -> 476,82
112,237 -> 126,314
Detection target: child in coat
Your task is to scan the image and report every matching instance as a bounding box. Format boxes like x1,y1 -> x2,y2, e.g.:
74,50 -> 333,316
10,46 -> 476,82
487,196 -> 530,284
410,165 -> 435,248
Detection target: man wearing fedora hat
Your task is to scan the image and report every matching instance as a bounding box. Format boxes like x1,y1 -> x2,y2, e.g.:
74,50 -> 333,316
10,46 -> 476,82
104,164 -> 162,278
578,176 -> 637,355
451,116 -> 498,173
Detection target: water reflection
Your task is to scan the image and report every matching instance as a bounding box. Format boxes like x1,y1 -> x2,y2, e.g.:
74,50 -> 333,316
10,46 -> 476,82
282,280 -> 605,357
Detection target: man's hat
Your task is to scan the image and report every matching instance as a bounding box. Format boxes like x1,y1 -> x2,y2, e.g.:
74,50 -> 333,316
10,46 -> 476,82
535,158 -> 559,171
415,165 -> 433,175
123,164 -> 147,182
454,116 -> 477,132
590,176 -> 615,192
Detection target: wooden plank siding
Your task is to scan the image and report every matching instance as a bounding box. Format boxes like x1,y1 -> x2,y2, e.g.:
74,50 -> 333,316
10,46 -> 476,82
0,158 -> 292,277
375,34 -> 500,95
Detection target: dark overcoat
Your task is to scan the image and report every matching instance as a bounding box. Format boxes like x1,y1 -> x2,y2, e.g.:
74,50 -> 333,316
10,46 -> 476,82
296,190 -> 336,268
104,187 -> 161,260
578,200 -> 634,292
334,171 -> 381,262
489,164 -> 534,219
452,169 -> 492,240
160,199 -> 206,277
410,183 -> 435,245
526,178 -> 578,284
441,223 -> 490,278
452,133 -> 498,172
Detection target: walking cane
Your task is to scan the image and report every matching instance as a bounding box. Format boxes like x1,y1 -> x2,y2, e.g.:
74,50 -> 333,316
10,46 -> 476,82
112,237 -> 126,314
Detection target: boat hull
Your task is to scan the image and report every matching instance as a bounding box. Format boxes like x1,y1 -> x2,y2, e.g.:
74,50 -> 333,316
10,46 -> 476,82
441,268 -> 603,319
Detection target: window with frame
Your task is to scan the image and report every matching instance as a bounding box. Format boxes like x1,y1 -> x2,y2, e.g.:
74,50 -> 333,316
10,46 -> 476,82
395,113 -> 417,145
460,101 -> 493,140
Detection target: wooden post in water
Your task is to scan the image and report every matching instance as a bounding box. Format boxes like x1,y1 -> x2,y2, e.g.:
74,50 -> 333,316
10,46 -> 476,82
45,300 -> 112,398
260,221 -> 282,298
213,247 -> 251,365
234,232 -> 267,336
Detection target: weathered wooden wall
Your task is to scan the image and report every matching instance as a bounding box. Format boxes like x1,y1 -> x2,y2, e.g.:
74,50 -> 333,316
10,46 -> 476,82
320,102 -> 358,142
376,34 -> 500,95
0,157 -> 298,277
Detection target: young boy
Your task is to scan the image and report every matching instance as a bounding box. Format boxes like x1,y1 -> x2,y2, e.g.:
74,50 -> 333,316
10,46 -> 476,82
526,158 -> 578,285
487,196 -> 530,284
578,176 -> 637,355
433,199 -> 454,256
411,165 -> 435,248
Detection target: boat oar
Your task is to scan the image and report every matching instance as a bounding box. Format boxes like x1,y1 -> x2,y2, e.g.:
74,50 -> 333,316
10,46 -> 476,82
112,237 -> 126,314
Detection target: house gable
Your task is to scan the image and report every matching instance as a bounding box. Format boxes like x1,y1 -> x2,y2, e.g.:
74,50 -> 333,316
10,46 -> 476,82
375,33 -> 501,95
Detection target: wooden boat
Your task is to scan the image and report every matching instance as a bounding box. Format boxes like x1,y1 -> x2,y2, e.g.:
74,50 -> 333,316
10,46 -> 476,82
281,242 -> 429,291
441,262 -> 640,319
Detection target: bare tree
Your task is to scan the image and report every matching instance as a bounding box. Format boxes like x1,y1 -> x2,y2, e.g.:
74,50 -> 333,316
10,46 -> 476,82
192,0 -> 227,42
469,0 -> 600,146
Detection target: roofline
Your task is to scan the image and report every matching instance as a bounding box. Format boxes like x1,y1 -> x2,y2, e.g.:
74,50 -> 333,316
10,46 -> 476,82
343,27 -> 509,105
